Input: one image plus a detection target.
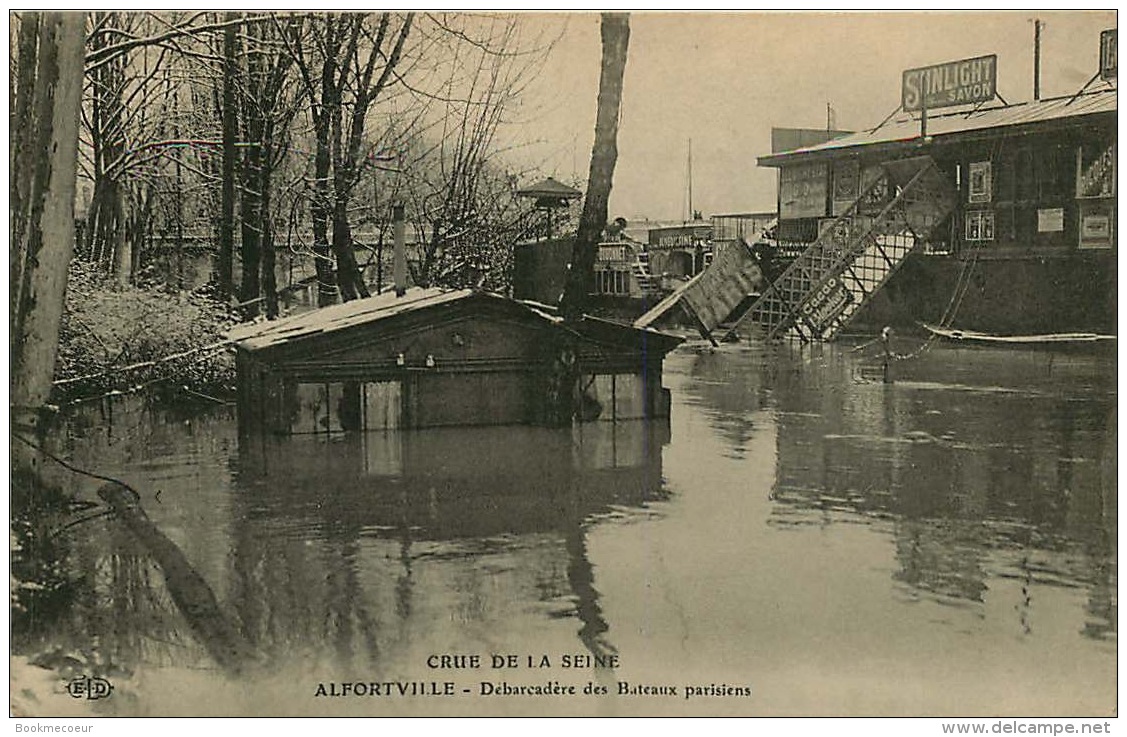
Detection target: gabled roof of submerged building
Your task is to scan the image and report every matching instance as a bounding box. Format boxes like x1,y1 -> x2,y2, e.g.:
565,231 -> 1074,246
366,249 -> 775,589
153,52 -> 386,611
758,87 -> 1117,167
226,288 -> 683,356
227,287 -> 467,352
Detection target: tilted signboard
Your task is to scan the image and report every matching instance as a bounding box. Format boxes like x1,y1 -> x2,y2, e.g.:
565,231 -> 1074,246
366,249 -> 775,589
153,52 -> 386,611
902,54 -> 997,112
800,275 -> 854,335
1100,29 -> 1116,80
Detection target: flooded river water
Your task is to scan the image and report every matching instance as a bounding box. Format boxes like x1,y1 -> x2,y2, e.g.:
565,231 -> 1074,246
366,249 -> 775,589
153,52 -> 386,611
15,340 -> 1117,716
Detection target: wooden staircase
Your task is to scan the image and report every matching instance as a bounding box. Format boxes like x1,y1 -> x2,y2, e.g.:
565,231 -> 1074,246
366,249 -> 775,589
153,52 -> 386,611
722,156 -> 955,342
631,251 -> 661,296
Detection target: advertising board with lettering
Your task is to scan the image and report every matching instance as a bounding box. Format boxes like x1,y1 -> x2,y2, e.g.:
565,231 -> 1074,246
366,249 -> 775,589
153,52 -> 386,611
779,162 -> 828,219
1100,29 -> 1117,80
902,55 -> 997,112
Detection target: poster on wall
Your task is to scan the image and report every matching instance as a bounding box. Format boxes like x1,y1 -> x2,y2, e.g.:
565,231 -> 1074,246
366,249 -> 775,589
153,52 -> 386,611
1079,204 -> 1114,248
964,210 -> 994,242
779,162 -> 828,219
1037,208 -> 1065,233
831,160 -> 860,215
1077,142 -> 1116,198
968,161 -> 992,203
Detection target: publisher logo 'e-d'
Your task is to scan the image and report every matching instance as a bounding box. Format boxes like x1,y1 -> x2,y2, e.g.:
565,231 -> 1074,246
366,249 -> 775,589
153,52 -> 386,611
66,676 -> 113,700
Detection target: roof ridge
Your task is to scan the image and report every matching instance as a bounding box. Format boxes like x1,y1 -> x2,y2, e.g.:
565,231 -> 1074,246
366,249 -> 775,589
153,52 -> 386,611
759,87 -> 1116,165
225,286 -> 468,346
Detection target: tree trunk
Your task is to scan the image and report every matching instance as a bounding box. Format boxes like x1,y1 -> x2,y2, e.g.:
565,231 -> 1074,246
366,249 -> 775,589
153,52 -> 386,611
239,38 -> 265,319
10,12 -> 41,312
113,187 -> 132,285
331,178 -> 369,301
86,12 -> 129,279
218,15 -> 238,301
311,131 -> 341,305
260,135 -> 279,319
328,74 -> 368,302
10,12 -> 85,435
311,129 -> 336,306
559,13 -> 630,320
310,40 -> 340,307
239,139 -> 263,319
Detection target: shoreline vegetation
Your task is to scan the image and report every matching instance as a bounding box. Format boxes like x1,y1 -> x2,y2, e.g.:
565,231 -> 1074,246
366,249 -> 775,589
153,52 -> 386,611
52,261 -> 239,406
12,261 -> 241,676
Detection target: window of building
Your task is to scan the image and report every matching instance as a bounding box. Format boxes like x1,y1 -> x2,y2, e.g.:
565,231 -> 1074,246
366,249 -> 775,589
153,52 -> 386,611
1036,146 -> 1067,200
595,269 -> 630,295
985,142 -> 1074,249
994,155 -> 1015,203
582,373 -> 647,423
1015,149 -> 1037,201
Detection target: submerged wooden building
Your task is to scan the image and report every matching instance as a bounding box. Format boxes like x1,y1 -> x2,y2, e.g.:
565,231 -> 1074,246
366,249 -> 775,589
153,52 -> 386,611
228,288 -> 682,435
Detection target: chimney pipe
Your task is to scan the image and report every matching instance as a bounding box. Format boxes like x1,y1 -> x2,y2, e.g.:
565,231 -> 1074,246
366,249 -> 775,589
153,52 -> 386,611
392,202 -> 406,297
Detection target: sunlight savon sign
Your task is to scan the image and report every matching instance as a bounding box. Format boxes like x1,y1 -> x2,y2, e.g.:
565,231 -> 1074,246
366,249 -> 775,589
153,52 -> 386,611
902,54 -> 997,112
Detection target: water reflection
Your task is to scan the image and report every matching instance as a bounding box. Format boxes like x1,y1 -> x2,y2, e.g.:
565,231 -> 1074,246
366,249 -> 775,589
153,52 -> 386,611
685,342 -> 1115,636
27,396 -> 669,702
16,340 -> 1116,715
226,421 -> 668,675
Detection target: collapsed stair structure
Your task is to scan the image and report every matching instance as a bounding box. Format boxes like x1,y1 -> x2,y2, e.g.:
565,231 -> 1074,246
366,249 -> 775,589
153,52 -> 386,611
722,156 -> 955,342
645,82 -> 1116,343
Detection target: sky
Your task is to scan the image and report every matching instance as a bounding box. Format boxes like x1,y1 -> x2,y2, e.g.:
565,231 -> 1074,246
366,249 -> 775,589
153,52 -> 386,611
496,11 -> 1117,222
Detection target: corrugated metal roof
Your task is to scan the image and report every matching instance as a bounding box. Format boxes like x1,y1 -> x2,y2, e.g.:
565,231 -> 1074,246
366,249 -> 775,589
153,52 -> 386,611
759,88 -> 1117,166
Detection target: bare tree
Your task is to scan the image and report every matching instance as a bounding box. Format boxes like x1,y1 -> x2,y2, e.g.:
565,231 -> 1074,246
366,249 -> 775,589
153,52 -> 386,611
217,15 -> 238,301
81,12 -> 134,278
400,14 -> 551,292
80,12 -> 206,284
559,13 -> 630,320
237,15 -> 302,319
289,13 -> 413,304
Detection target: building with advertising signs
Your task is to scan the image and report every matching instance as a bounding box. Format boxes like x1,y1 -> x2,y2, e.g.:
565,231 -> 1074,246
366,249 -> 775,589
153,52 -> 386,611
646,220 -> 714,282
729,40 -> 1117,341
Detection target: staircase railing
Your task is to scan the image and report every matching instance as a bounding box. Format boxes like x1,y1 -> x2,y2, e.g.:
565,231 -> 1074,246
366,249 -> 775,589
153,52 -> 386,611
631,252 -> 661,296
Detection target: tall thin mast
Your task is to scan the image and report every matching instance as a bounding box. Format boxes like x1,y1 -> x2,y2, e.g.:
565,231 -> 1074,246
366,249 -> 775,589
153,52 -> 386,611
687,138 -> 693,220
1033,19 -> 1043,101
